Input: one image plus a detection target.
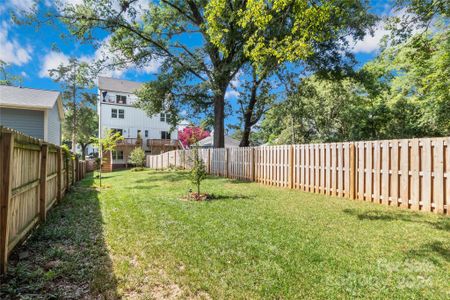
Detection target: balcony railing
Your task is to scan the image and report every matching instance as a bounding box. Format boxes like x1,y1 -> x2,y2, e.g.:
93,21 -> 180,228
147,139 -> 180,148
117,138 -> 140,145
116,138 -> 181,149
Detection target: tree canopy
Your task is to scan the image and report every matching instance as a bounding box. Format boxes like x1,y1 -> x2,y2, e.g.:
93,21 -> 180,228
52,0 -> 375,147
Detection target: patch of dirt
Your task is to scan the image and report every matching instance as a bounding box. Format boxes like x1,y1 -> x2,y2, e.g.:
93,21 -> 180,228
180,193 -> 212,201
151,283 -> 183,300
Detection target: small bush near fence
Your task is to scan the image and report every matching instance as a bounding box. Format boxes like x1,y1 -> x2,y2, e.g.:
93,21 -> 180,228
147,137 -> 450,215
0,127 -> 87,274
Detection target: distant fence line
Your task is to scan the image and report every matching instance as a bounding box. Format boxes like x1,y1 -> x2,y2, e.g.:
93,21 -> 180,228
147,137 -> 450,215
0,127 -> 87,274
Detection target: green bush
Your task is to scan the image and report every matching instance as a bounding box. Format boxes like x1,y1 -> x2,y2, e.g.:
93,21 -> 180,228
129,147 -> 146,168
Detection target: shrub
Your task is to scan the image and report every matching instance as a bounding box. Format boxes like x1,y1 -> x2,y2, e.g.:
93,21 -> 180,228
190,149 -> 207,194
129,147 -> 146,168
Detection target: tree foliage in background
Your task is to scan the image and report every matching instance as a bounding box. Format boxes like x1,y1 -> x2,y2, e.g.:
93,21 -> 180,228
93,129 -> 124,153
259,26 -> 449,144
50,57 -> 97,153
50,0 -> 375,148
0,60 -> 23,86
64,105 -> 98,159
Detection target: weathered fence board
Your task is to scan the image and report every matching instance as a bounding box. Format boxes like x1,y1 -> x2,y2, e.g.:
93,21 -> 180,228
0,127 -> 87,274
147,137 -> 449,216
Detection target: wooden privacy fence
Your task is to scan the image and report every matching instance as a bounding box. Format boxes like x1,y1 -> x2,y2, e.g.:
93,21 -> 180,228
0,127 -> 87,274
147,137 -> 450,215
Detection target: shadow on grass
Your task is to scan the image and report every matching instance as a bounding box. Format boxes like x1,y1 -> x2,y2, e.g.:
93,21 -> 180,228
208,194 -> 254,201
131,185 -> 160,190
342,208 -> 450,232
407,241 -> 450,265
0,174 -> 118,298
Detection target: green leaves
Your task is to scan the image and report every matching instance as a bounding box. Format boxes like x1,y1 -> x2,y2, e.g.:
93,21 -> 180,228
129,148 -> 146,168
190,148 -> 207,194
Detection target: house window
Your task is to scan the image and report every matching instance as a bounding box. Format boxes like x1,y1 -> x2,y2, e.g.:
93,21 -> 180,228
160,113 -> 170,122
112,150 -> 124,160
116,95 -> 127,104
145,130 -> 148,138
161,131 -> 171,139
111,109 -> 117,118
118,109 -> 125,119
111,128 -> 123,135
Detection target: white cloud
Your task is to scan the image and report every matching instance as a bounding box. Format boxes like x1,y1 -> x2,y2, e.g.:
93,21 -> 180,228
225,90 -> 240,99
225,71 -> 242,99
1,0 -> 35,14
39,35 -> 163,80
350,23 -> 389,53
39,51 -> 70,78
92,36 -> 163,77
139,57 -> 164,74
0,21 -> 32,66
20,71 -> 28,77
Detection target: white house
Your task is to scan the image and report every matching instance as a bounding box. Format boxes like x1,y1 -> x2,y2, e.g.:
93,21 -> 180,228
0,85 -> 63,145
97,76 -> 180,168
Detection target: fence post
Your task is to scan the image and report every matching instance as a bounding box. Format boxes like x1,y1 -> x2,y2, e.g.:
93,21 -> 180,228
65,154 -> 69,190
0,132 -> 14,274
183,151 -> 186,169
251,148 -> 256,182
349,143 -> 356,199
56,148 -> 62,203
174,150 -> 177,167
289,145 -> 294,189
207,149 -> 211,174
39,143 -> 48,222
225,148 -> 229,178
70,157 -> 75,186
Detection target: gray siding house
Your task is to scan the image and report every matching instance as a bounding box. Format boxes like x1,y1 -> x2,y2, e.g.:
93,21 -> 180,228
0,85 -> 64,145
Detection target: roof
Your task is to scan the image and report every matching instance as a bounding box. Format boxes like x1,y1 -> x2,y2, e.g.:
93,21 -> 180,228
0,85 -> 64,119
197,134 -> 240,148
98,76 -> 143,93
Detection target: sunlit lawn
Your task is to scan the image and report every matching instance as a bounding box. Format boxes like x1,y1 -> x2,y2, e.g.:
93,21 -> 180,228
1,169 -> 449,299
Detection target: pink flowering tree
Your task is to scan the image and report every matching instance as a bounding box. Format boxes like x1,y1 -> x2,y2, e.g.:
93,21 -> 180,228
178,127 -> 210,148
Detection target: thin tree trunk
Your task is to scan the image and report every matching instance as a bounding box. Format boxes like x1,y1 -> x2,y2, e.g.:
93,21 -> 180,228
239,84 -> 258,147
81,144 -> 87,160
213,91 -> 226,148
71,84 -> 77,153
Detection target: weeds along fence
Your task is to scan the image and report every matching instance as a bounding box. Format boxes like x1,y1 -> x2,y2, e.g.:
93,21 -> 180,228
147,137 -> 450,215
0,127 -> 87,274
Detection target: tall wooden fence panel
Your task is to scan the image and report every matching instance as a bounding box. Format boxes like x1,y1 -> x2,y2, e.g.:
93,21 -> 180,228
229,147 -> 253,181
146,137 -> 449,215
210,148 -> 227,176
0,127 -> 87,274
355,138 -> 450,213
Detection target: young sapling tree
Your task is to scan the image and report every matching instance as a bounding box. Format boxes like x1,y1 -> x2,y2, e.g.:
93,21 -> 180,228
190,148 -> 207,196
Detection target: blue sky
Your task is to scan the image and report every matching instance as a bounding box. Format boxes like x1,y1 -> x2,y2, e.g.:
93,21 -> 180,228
1,0 -> 396,129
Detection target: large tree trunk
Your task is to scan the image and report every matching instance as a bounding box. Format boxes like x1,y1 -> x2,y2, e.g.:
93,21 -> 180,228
213,91 -> 225,148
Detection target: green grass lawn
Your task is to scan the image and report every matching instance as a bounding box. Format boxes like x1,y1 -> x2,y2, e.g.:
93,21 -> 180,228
1,170 -> 449,299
